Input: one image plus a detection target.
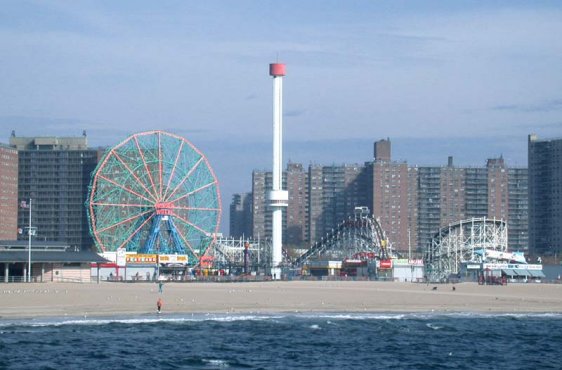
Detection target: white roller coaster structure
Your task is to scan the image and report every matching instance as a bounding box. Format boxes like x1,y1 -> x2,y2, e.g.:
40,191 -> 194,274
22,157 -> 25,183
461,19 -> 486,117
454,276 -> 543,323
206,209 -> 392,271
424,217 -> 508,282
205,237 -> 272,271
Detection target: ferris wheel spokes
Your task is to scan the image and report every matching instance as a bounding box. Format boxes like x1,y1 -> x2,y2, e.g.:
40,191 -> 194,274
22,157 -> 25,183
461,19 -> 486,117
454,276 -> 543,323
97,174 -> 155,204
90,202 -> 152,208
171,212 -> 211,236
87,131 -> 221,258
96,208 -> 154,234
168,180 -> 216,204
158,131 -> 163,200
164,156 -> 204,202
170,220 -> 199,256
112,150 -> 159,203
117,213 -> 155,250
169,205 -> 220,212
163,140 -> 185,200
133,134 -> 160,200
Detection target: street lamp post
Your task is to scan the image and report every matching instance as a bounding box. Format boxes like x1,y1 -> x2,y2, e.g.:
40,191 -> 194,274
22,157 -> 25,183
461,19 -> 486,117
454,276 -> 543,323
28,198 -> 32,283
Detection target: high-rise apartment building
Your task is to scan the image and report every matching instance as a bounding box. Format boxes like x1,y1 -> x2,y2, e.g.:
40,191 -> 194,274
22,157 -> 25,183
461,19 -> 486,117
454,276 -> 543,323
307,165 -> 323,243
369,158 -> 410,250
373,138 -> 391,161
486,157 -> 509,220
407,167 -> 419,251
10,133 -> 100,250
248,163 -> 368,246
285,163 -> 308,246
251,170 -> 271,241
309,164 -> 369,243
464,167 -> 489,219
439,157 -> 466,226
416,166 -> 442,249
416,156 -> 526,251
528,134 -> 562,257
234,139 -> 529,254
229,193 -> 252,238
508,167 -> 528,252
0,143 -> 18,240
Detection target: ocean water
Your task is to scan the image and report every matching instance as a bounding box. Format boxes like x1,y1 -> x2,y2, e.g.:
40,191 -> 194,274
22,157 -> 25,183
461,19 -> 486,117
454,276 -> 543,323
1,313 -> 561,369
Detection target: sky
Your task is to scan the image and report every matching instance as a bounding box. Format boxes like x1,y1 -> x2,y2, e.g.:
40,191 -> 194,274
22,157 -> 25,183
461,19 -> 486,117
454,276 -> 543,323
1,1 -> 561,233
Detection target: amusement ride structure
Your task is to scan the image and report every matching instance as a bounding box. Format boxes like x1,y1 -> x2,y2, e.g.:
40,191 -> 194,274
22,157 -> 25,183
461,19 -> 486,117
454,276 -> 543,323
86,131 -> 221,263
293,207 -> 391,266
207,207 -> 392,271
83,65 -> 395,276
268,62 -> 288,278
85,131 -> 393,273
424,217 -> 508,282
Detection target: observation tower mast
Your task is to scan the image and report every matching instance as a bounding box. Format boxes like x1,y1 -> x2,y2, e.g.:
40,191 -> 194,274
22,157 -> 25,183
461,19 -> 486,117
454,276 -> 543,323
269,62 -> 288,279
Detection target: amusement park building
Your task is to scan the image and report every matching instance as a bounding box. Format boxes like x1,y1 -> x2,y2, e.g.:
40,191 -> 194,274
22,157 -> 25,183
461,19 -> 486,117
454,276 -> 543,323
9,133 -> 102,251
236,139 -> 528,254
0,143 -> 18,240
528,134 -> 562,257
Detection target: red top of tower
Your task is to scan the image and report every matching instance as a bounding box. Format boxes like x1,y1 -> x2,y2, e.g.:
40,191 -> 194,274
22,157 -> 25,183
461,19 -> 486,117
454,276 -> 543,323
269,63 -> 286,76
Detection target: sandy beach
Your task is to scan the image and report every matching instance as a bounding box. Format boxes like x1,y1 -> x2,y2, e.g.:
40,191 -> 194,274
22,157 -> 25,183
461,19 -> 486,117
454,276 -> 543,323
1,281 -> 562,319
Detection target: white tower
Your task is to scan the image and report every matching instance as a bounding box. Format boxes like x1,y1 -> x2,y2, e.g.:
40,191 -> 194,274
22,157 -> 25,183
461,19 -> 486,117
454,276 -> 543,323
268,63 -> 288,279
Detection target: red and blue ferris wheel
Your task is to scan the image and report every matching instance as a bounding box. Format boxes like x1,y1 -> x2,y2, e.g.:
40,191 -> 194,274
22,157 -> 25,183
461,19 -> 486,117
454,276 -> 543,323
86,131 -> 221,261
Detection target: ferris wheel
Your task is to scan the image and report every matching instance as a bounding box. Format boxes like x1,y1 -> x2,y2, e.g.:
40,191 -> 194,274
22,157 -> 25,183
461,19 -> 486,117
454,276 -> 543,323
86,131 -> 221,261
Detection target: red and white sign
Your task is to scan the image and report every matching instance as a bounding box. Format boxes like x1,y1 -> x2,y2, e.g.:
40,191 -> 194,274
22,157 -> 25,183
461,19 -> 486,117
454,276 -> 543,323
127,254 -> 158,264
155,202 -> 174,215
379,259 -> 393,269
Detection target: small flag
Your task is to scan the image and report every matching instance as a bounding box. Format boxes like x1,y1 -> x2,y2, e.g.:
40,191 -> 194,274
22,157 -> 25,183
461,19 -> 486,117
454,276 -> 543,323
20,200 -> 28,208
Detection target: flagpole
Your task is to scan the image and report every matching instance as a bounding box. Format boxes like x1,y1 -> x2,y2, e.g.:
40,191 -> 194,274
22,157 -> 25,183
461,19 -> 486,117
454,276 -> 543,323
28,198 -> 31,283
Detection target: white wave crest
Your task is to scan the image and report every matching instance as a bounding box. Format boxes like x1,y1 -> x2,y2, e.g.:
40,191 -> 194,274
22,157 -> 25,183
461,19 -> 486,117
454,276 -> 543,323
1,311 -> 561,328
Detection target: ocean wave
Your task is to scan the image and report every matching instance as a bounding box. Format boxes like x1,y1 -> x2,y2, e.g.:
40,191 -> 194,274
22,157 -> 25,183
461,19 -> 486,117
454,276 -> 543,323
2,311 -> 561,328
0,313 -> 285,328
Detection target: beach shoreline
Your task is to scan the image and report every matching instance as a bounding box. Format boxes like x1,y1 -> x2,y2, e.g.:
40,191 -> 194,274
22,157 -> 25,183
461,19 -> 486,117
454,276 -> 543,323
1,281 -> 562,320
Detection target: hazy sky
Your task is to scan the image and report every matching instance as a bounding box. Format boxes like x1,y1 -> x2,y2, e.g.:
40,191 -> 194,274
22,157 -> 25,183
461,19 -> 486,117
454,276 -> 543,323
1,1 -> 561,233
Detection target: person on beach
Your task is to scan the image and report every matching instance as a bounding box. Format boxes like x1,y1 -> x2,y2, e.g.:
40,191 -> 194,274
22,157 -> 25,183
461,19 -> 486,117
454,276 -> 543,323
157,297 -> 163,313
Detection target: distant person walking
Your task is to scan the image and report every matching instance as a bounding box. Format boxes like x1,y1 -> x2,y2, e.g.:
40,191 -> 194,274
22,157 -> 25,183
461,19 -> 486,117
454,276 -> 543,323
157,297 -> 163,314
158,281 -> 164,293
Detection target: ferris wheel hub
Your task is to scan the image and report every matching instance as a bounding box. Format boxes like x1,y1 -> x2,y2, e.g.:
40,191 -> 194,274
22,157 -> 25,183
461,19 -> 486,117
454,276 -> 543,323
155,202 -> 174,215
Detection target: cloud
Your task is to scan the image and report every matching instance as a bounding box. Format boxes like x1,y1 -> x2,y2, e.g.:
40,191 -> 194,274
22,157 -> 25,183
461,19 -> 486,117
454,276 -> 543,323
284,109 -> 306,117
492,99 -> 562,113
0,115 -> 103,133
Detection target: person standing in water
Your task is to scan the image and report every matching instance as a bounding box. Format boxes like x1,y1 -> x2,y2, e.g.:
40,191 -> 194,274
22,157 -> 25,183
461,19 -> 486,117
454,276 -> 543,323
157,297 -> 163,313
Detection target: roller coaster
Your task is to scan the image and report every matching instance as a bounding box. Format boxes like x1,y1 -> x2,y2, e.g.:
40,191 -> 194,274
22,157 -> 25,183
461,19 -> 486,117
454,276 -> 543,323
292,210 -> 391,265
208,208 -> 392,270
424,217 -> 508,282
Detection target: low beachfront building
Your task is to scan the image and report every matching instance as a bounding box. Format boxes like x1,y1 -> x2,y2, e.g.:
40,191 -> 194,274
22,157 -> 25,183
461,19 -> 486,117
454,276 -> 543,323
92,251 -> 192,282
392,259 -> 425,282
0,240 -> 107,283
